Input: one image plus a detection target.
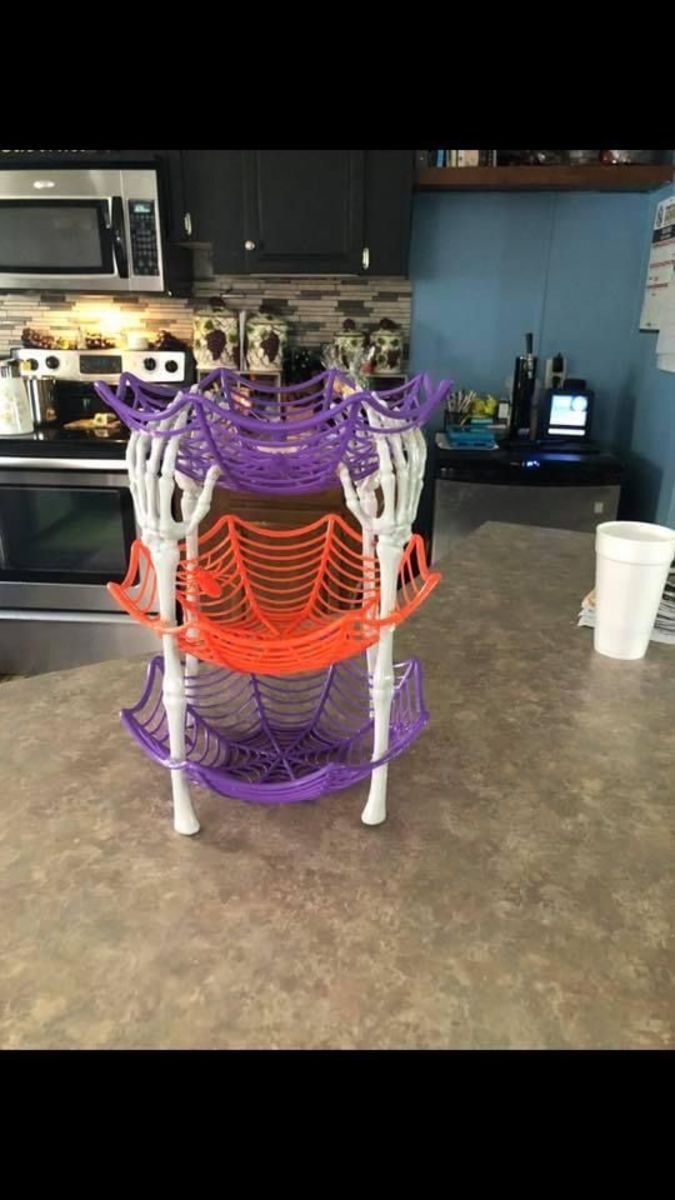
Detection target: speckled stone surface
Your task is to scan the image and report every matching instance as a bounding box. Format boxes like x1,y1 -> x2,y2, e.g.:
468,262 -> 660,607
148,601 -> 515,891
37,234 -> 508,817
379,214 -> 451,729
0,522 -> 673,1050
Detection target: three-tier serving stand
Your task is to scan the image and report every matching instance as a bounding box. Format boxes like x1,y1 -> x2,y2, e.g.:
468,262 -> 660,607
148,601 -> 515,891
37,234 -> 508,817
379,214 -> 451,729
96,367 -> 450,834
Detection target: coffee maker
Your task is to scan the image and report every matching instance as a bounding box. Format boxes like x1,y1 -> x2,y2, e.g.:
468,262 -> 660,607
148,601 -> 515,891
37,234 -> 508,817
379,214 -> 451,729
507,332 -> 537,441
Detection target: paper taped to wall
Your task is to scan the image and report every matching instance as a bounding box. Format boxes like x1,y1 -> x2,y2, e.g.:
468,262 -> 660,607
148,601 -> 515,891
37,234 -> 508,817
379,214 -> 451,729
654,280 -> 675,368
640,194 -> 675,332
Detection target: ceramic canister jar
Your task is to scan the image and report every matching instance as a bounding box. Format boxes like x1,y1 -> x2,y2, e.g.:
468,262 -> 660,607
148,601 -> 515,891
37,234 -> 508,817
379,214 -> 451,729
370,317 -> 403,375
333,319 -> 368,374
193,310 -> 240,370
245,310 -> 287,371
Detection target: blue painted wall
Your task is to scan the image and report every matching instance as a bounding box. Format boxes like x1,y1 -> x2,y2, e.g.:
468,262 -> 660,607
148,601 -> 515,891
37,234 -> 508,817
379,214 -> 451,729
408,188 -> 675,522
409,191 -> 647,435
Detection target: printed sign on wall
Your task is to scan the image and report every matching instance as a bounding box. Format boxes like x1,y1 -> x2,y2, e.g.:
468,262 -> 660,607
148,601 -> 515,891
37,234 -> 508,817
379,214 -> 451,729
640,193 -> 675,331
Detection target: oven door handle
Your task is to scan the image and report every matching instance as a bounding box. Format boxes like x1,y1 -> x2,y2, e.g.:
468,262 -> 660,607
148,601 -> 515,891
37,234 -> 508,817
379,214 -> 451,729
111,196 -> 129,279
0,458 -> 127,471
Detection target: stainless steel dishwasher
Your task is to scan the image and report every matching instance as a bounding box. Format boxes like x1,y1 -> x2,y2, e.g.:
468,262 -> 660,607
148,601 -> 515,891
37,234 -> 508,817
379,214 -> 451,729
430,436 -> 625,565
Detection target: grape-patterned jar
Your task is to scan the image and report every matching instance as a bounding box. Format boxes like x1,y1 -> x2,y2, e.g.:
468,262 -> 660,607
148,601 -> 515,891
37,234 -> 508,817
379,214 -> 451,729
333,319 -> 368,374
193,313 -> 240,370
245,312 -> 287,370
371,318 -> 403,375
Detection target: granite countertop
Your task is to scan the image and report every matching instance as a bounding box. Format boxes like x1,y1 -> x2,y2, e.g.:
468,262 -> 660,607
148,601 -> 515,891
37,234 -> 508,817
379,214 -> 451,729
0,522 -> 673,1049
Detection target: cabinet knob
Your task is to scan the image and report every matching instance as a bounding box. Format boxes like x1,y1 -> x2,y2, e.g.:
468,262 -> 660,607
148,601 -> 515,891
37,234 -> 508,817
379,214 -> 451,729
184,212 -> 192,238
244,240 -> 256,251
361,246 -> 370,271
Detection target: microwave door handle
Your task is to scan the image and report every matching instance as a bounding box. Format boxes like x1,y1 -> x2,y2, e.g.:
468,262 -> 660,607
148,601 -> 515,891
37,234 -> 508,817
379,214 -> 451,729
110,196 -> 129,278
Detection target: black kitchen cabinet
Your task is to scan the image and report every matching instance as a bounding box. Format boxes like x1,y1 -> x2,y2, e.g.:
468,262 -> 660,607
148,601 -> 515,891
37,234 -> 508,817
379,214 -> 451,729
181,150 -> 245,273
241,150 -> 365,274
174,148 -> 413,277
364,150 -> 414,276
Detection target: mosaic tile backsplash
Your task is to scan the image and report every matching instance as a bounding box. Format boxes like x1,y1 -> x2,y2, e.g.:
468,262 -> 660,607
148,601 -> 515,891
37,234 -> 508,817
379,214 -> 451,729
0,274 -> 411,360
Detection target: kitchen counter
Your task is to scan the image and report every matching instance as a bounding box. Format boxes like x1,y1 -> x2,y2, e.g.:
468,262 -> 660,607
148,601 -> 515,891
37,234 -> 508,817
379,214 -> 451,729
432,437 -> 626,484
1,522 -> 673,1049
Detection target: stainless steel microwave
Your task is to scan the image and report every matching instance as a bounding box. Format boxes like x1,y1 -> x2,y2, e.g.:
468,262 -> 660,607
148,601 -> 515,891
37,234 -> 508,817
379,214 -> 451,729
0,166 -> 184,293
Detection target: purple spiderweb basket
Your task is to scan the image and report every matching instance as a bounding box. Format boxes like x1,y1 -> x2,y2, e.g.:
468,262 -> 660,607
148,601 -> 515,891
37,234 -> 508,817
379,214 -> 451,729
121,653 -> 429,804
95,369 -> 451,496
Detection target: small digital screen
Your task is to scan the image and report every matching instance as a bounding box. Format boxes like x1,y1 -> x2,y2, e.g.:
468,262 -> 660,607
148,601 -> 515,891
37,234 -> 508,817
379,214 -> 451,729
130,201 -> 152,214
548,392 -> 589,438
79,354 -> 123,375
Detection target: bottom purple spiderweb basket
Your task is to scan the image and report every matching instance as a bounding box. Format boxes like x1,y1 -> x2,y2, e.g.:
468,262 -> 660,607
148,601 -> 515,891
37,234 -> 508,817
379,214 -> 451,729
121,654 -> 429,805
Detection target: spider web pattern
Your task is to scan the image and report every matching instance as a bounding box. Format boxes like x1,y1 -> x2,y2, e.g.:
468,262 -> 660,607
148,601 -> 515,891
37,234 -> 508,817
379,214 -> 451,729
108,512 -> 440,675
95,369 -> 450,495
121,652 -> 428,804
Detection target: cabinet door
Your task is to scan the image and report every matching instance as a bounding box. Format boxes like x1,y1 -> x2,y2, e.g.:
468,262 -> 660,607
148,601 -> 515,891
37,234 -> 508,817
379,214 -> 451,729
242,150 -> 365,274
182,149 -> 245,272
364,150 -> 413,276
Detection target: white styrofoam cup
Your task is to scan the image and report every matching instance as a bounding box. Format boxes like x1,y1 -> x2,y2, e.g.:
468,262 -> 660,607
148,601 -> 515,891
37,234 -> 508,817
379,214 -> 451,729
594,521 -> 675,659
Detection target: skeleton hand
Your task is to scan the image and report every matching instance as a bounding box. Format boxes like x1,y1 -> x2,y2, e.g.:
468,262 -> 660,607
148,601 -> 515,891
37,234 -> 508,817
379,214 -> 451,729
126,404 -> 220,547
339,412 -> 427,548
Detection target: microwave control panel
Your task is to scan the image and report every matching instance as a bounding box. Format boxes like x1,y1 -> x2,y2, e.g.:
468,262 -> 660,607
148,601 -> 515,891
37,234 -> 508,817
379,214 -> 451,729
128,199 -> 159,276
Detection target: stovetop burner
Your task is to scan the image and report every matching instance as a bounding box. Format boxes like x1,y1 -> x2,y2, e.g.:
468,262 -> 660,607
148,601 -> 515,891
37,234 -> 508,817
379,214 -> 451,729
0,423 -> 130,460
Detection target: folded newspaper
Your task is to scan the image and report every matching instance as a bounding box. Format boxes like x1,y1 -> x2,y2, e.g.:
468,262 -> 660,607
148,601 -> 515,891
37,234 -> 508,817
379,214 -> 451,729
578,567 -> 675,646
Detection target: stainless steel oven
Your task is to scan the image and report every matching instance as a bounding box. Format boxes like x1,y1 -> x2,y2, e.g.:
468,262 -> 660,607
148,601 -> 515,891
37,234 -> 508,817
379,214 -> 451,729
0,348 -> 189,674
0,166 -> 187,293
0,460 -> 134,610
0,456 -> 157,675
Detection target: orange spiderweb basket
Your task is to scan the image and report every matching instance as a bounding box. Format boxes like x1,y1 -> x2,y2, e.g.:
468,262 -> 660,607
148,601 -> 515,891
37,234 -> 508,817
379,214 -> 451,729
109,513 -> 440,676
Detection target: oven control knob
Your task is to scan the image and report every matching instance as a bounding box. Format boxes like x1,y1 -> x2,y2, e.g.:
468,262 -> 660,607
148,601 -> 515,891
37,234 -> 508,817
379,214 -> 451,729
45,355 -> 60,370
143,357 -> 157,371
26,358 -> 39,371
165,359 -> 178,373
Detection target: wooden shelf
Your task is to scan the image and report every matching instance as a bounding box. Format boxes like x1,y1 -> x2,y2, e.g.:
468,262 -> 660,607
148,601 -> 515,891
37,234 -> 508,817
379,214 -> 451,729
414,164 -> 674,193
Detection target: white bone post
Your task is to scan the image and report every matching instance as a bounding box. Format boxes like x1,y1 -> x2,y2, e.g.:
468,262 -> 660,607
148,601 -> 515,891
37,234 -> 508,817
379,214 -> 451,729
361,427 -> 400,826
361,537 -> 399,825
125,402 -> 220,835
175,383 -> 211,683
147,531 -> 199,835
176,470 -> 203,682
340,414 -> 427,825
359,477 -> 380,685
